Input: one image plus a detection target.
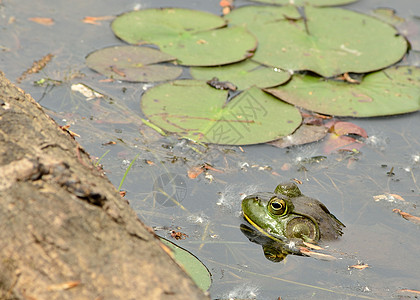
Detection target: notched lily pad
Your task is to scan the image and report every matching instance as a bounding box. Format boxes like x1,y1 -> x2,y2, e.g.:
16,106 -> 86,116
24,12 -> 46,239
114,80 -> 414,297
265,66 -> 420,117
112,8 -> 257,66
227,6 -> 407,77
141,80 -> 302,145
85,45 -> 182,82
190,60 -> 291,90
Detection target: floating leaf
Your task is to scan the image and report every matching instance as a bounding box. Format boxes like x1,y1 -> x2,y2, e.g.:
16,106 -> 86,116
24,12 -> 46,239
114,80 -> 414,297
250,0 -> 357,6
300,248 -> 337,260
28,17 -> 54,25
269,124 -> 328,148
398,289 -> 420,295
393,209 -> 420,225
348,263 -> 370,270
322,121 -> 367,153
112,8 -> 257,66
159,237 -> 212,291
190,60 -> 290,90
265,66 -> 420,117
331,121 -> 368,138
85,46 -> 182,82
227,6 -> 407,77
141,80 -> 302,145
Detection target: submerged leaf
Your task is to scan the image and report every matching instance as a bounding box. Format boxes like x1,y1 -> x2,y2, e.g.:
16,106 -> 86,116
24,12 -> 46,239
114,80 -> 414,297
141,80 -> 302,145
265,66 -> 420,117
269,124 -> 328,148
86,46 -> 182,82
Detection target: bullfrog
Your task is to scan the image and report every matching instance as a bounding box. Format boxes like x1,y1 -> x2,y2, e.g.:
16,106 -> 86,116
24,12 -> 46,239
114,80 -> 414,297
242,182 -> 345,245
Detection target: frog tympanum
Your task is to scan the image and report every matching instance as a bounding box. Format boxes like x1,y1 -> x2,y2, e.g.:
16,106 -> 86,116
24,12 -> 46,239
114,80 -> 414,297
241,182 -> 345,261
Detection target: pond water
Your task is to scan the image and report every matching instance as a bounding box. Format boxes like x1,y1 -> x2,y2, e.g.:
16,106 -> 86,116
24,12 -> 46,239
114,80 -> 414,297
2,0 -> 420,299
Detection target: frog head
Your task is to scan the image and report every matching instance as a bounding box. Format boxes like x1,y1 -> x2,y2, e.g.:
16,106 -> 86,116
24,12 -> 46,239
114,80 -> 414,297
242,183 -> 344,244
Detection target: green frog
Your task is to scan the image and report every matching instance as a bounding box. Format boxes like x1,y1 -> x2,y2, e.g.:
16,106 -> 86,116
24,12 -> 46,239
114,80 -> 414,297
242,182 -> 345,244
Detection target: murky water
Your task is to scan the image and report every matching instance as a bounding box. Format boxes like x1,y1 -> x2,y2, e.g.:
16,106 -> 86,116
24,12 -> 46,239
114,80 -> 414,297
2,0 -> 420,299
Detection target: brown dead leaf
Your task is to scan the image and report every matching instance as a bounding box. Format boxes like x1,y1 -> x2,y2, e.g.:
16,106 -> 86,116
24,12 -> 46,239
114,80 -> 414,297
188,166 -> 204,179
389,194 -> 405,201
300,248 -> 336,260
188,163 -> 223,179
349,263 -> 369,270
393,209 -> 420,225
60,125 -> 80,138
398,289 -> 420,295
331,121 -> 368,138
47,280 -> 81,291
83,15 -> 114,25
29,17 -> 54,25
303,241 -> 323,250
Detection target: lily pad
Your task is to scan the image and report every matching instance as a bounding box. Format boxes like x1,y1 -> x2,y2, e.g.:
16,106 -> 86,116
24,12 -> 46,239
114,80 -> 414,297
226,6 -> 407,77
85,45 -> 182,82
159,237 -> 211,291
141,80 -> 302,145
190,60 -> 291,90
250,0 -> 357,6
112,8 -> 257,66
265,66 -> 420,117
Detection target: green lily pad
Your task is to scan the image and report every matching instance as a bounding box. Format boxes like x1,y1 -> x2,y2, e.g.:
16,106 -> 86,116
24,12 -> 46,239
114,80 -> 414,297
159,237 -> 211,291
190,60 -> 291,90
141,80 -> 302,145
265,66 -> 420,117
85,45 -> 182,82
250,0 -> 357,6
112,8 -> 257,66
226,6 -> 407,77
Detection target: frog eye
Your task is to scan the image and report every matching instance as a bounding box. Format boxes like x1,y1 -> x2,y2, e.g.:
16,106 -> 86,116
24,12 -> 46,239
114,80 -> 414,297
268,197 -> 288,216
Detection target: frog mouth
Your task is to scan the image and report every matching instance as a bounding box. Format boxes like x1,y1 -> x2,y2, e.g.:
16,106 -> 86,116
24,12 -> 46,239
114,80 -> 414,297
243,212 -> 320,244
243,213 -> 287,244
